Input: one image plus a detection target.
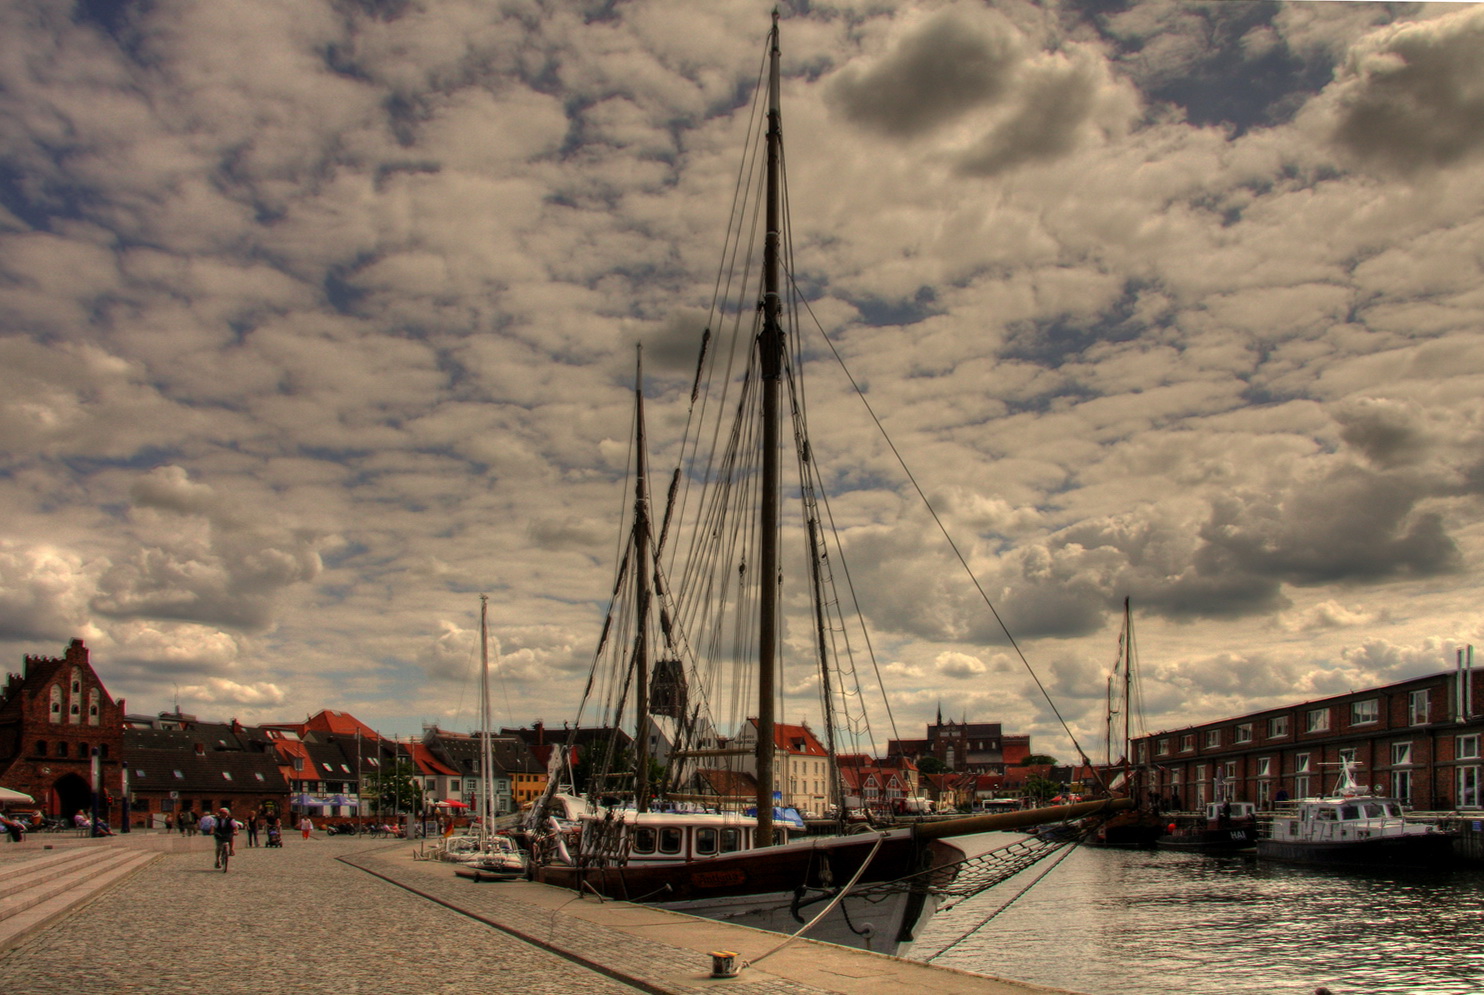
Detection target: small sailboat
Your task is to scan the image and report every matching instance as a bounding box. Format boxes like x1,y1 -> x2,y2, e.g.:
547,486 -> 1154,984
1085,598 -> 1165,848
440,595 -> 527,880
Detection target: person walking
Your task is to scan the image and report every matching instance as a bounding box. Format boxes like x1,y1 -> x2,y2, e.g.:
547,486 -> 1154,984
213,807 -> 237,871
300,815 -> 314,840
246,811 -> 260,847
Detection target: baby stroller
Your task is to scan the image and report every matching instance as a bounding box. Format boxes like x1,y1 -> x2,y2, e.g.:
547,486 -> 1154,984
265,825 -> 283,848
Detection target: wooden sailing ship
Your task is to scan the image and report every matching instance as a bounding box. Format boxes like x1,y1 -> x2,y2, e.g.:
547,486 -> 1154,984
524,13 -> 1130,953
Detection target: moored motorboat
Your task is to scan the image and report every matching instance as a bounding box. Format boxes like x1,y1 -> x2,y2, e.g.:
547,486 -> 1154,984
1157,800 -> 1257,854
1256,763 -> 1453,867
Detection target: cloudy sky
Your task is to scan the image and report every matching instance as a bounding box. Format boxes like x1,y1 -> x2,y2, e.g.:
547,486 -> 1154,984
3,0 -> 1482,764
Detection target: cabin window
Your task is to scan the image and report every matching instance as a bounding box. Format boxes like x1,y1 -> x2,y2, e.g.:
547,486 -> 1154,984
1306,708 -> 1330,733
631,827 -> 657,854
1351,699 -> 1379,725
1316,808 -> 1335,821
1268,716 -> 1288,738
1235,724 -> 1252,744
721,828 -> 742,853
1362,802 -> 1385,818
1340,805 -> 1360,820
1409,690 -> 1429,725
658,827 -> 683,855
695,828 -> 719,856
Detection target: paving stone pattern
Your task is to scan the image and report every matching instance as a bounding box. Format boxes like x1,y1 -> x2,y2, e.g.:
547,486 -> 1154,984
0,835 -> 646,994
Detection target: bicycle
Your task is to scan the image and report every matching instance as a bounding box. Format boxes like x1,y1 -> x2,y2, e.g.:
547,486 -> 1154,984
216,836 -> 230,871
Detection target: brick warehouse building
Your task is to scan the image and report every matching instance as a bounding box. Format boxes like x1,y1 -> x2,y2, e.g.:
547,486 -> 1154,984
0,639 -> 125,823
1131,656 -> 1484,812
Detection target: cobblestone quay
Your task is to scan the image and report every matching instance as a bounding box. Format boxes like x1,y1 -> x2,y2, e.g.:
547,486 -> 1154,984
0,832 -> 1077,995
0,834 -> 644,995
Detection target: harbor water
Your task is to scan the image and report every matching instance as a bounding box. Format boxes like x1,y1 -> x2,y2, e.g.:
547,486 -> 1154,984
903,832 -> 1484,995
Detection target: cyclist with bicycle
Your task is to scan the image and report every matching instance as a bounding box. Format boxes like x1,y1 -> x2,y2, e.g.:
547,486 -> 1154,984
213,807 -> 237,871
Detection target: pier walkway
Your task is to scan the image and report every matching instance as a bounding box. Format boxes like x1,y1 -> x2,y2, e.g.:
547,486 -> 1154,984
0,830 -> 1079,995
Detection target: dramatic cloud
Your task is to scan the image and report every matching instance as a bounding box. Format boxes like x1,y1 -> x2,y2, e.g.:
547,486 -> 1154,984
0,1 -> 1481,763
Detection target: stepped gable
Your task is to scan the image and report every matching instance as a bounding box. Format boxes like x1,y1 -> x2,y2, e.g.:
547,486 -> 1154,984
0,639 -> 124,821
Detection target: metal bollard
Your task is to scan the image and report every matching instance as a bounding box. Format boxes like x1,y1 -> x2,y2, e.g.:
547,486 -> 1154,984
709,950 -> 740,978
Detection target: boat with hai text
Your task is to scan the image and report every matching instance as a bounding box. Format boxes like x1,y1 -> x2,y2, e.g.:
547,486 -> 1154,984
1257,762 -> 1453,867
1156,800 -> 1258,854
521,13 -> 1130,954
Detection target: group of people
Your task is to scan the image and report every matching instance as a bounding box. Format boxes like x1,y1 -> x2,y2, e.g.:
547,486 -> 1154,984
169,807 -> 281,846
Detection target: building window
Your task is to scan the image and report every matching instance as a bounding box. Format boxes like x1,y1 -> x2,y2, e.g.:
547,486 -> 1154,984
1390,767 -> 1412,803
1296,753 -> 1311,773
50,685 -> 62,722
1391,742 -> 1413,766
1204,730 -> 1221,749
1258,757 -> 1272,777
1351,699 -> 1379,725
1180,735 -> 1195,753
1458,766 -> 1481,809
1156,738 -> 1170,756
35,741 -> 46,756
1268,716 -> 1288,738
222,771 -> 234,781
58,742 -> 68,757
1410,689 -> 1429,725
1306,708 -> 1330,733
1458,735 -> 1481,761
1235,724 -> 1253,744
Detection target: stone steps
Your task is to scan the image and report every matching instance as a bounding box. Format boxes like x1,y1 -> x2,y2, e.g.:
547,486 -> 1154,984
0,842 -> 161,952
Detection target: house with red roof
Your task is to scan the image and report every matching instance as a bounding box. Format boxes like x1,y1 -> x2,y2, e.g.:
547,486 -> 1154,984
731,719 -> 831,817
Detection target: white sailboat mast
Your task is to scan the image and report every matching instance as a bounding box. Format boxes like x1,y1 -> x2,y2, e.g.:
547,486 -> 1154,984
479,594 -> 496,836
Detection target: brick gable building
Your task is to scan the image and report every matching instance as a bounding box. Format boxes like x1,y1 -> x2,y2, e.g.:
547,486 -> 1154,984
0,639 -> 125,825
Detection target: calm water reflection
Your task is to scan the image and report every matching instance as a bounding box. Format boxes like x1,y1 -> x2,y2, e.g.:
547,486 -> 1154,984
904,833 -> 1484,995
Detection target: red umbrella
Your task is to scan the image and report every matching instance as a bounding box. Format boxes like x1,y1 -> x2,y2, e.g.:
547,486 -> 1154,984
440,800 -> 469,808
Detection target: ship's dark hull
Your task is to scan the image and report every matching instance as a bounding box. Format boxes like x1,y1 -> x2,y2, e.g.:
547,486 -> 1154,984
1257,832 -> 1454,867
532,828 -> 962,952
1157,826 -> 1257,853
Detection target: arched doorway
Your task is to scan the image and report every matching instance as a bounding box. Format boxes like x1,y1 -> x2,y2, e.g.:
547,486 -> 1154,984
49,772 -> 92,821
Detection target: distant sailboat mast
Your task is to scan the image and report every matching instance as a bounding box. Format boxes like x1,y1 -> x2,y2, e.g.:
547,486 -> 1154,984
479,594 -> 496,835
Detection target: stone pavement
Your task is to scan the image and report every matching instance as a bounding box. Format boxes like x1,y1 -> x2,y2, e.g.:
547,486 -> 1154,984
0,832 -> 1078,995
0,832 -> 644,995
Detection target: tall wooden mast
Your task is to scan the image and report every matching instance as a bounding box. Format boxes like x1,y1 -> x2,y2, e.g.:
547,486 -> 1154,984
754,10 -> 783,847
632,348 -> 652,813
